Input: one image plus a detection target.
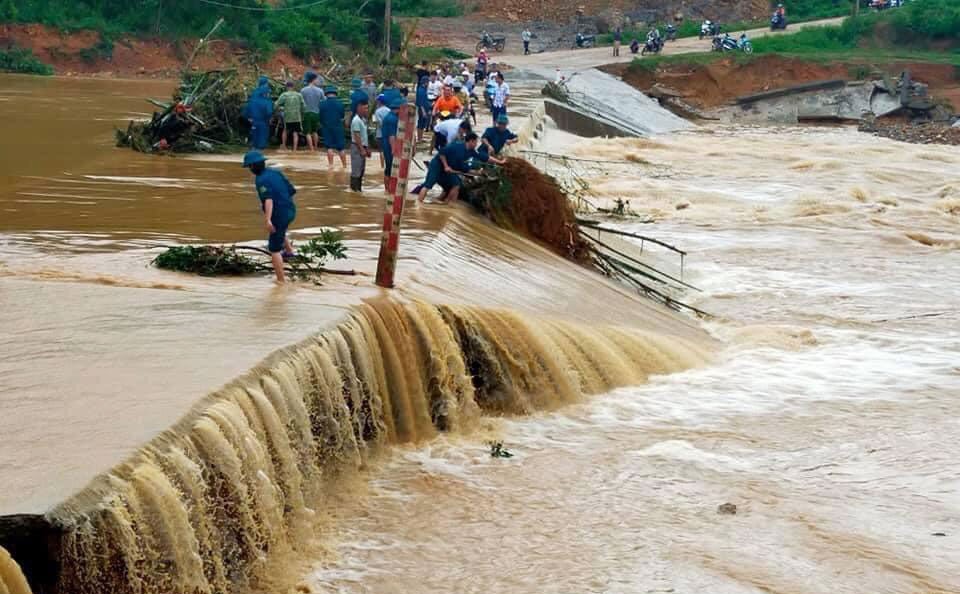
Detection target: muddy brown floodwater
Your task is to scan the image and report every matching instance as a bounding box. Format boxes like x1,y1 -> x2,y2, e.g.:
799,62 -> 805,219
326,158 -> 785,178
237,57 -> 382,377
2,69 -> 959,594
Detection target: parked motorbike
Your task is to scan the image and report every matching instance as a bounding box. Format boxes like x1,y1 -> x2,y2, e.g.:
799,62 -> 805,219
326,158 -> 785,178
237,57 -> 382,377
770,12 -> 788,30
476,33 -> 506,53
572,32 -> 596,49
641,36 -> 664,55
712,34 -> 752,53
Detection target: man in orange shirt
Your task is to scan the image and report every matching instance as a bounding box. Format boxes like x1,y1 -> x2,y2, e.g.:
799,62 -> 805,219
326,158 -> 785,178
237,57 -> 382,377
432,86 -> 463,119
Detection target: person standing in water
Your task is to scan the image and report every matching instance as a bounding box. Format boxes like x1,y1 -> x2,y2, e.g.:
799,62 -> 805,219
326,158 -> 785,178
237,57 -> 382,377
380,95 -> 404,185
275,81 -> 306,152
318,85 -> 347,168
243,151 -> 297,283
300,73 -> 323,152
350,102 -> 372,192
244,76 -> 273,150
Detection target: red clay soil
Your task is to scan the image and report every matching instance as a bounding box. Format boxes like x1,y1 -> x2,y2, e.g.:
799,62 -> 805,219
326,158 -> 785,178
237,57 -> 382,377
0,23 -> 310,78
498,158 -> 590,263
605,55 -> 960,111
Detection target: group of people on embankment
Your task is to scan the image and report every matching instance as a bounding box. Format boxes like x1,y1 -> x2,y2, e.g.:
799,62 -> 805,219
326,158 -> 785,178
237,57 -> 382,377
239,57 -> 522,283
242,55 -> 517,197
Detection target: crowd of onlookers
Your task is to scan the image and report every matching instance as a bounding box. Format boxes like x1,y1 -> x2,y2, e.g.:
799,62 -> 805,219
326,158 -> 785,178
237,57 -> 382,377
244,51 -> 518,196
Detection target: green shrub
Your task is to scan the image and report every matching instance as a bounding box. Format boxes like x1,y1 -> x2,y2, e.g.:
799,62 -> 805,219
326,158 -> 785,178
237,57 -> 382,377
889,0 -> 960,42
3,0 -> 463,58
751,0 -> 958,54
788,0 -> 855,20
0,46 -> 53,74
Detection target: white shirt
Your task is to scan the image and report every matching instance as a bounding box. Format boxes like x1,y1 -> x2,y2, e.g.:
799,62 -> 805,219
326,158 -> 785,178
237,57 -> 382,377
374,105 -> 390,138
434,118 -> 463,144
443,75 -> 455,86
427,80 -> 443,100
493,81 -> 510,108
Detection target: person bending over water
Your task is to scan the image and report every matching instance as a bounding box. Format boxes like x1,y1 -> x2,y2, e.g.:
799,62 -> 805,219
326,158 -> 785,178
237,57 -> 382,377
243,151 -> 297,283
415,133 -> 503,204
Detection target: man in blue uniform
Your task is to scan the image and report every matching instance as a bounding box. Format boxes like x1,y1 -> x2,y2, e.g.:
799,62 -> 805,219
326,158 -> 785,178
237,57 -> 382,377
415,132 -> 488,204
380,95 -> 404,186
318,85 -> 347,168
243,151 -> 297,283
243,76 -> 274,149
481,113 -> 519,157
349,77 -> 369,118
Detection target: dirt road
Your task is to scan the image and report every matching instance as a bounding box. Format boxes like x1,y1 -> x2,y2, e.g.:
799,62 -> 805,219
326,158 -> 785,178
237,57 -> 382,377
499,17 -> 845,73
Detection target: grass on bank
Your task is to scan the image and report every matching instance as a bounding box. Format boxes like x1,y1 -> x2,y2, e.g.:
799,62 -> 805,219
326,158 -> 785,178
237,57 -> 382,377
596,0 -> 861,45
631,47 -> 960,75
0,46 -> 53,74
629,0 -> 960,71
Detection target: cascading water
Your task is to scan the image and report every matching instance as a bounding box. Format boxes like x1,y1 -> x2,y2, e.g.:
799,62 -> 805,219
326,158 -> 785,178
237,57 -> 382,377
39,298 -> 710,594
0,547 -> 31,594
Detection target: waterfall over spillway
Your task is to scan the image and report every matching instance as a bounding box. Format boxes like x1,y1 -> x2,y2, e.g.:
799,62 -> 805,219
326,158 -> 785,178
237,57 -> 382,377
39,298 -> 710,594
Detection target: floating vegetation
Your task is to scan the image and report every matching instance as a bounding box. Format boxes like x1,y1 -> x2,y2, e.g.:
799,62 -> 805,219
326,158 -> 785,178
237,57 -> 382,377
153,230 -> 352,282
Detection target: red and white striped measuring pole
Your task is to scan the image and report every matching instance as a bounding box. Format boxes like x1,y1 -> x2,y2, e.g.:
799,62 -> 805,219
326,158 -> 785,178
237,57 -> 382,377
375,96 -> 417,288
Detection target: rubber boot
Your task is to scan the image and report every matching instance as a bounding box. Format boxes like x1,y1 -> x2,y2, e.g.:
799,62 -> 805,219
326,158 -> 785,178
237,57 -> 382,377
350,177 -> 362,192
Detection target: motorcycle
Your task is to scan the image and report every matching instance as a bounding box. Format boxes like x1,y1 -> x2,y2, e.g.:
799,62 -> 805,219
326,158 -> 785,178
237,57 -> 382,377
770,12 -> 788,30
712,34 -> 752,53
700,21 -> 721,40
476,33 -> 506,53
629,39 -> 641,54
572,32 -> 596,49
641,36 -> 664,56
665,24 -> 678,41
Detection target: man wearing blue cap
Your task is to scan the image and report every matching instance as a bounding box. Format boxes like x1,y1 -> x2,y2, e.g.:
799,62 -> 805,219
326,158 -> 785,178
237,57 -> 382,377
380,95 -> 405,185
414,132 -> 489,204
242,151 -> 297,283
319,85 -> 347,168
481,114 -> 519,157
349,78 -> 368,118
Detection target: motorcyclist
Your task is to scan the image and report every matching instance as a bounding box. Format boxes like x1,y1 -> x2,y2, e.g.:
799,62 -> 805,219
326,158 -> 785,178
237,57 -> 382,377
700,20 -> 712,38
739,33 -> 750,49
776,4 -> 786,18
666,23 -> 677,40
646,27 -> 662,51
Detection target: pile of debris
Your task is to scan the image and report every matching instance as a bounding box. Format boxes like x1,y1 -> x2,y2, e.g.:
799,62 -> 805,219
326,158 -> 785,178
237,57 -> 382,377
462,158 -> 591,262
116,69 -> 267,153
859,117 -> 960,146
